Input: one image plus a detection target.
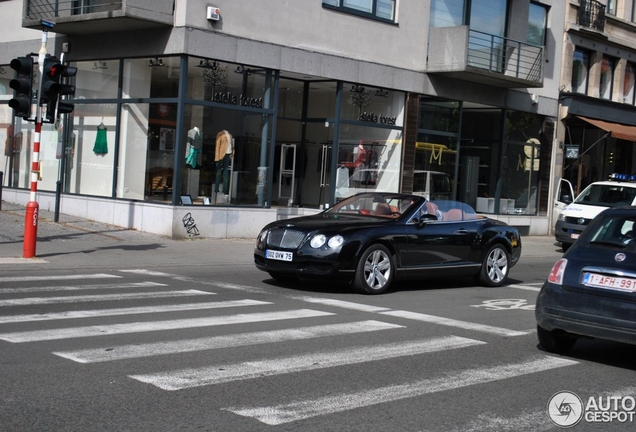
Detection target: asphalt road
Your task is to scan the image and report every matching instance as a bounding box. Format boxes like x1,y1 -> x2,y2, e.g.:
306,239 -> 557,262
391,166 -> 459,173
1,201 -> 635,431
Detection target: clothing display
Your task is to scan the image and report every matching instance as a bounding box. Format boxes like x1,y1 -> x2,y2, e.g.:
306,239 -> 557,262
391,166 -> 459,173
214,130 -> 234,195
185,126 -> 203,168
93,122 -> 108,154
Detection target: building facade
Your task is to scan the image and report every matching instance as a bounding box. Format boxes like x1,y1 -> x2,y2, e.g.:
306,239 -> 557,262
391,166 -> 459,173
1,0 -> 566,239
556,0 -> 636,203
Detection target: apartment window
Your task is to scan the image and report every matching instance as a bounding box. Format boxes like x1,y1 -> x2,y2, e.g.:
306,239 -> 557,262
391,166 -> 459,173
624,63 -> 636,104
607,0 -> 617,15
322,0 -> 396,21
528,2 -> 548,46
572,49 -> 590,94
600,56 -> 615,100
430,0 -> 465,27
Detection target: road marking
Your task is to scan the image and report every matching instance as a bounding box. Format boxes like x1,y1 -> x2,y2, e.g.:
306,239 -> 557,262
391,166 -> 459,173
0,281 -> 167,294
225,356 -> 578,425
291,296 -> 392,312
130,335 -> 485,390
0,289 -> 212,306
0,273 -> 121,283
55,320 -> 404,363
0,257 -> 48,264
379,310 -> 531,336
0,309 -> 335,343
507,284 -> 542,292
0,299 -> 270,324
119,270 -> 177,277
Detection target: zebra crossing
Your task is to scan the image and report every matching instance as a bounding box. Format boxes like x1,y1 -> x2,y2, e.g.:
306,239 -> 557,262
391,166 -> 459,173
0,270 -> 579,426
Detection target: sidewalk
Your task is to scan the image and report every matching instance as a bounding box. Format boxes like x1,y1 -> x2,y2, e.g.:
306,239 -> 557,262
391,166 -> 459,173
0,200 -> 562,269
0,201 -> 255,269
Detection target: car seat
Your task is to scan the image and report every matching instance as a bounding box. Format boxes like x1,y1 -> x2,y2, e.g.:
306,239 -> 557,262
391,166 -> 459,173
374,203 -> 392,216
444,208 -> 463,221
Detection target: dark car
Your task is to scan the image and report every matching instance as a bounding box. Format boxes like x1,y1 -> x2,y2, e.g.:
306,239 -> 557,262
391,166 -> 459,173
254,193 -> 522,294
536,206 -> 636,353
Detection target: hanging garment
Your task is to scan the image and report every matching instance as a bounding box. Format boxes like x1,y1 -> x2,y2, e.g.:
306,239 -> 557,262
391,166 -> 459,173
94,124 -> 108,154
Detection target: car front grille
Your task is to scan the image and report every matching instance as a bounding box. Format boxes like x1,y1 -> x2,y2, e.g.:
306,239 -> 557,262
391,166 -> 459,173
565,216 -> 591,225
267,229 -> 306,249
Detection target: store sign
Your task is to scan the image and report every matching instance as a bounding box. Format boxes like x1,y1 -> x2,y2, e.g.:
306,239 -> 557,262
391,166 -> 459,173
359,112 -> 397,125
213,92 -> 263,108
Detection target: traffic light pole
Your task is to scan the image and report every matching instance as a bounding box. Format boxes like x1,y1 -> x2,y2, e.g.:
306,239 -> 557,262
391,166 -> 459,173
23,27 -> 49,258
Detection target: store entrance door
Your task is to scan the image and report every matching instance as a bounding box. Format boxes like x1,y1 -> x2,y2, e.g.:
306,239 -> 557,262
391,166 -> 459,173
299,122 -> 334,208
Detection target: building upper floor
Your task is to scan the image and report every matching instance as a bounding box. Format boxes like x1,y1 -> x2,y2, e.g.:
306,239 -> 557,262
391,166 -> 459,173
14,0 -> 565,94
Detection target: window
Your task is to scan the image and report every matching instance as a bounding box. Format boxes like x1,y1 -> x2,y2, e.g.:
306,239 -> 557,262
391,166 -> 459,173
322,0 -> 396,21
430,0 -> 465,28
607,0 -> 617,15
600,56 -> 615,100
625,63 -> 636,104
528,2 -> 548,46
572,49 -> 590,94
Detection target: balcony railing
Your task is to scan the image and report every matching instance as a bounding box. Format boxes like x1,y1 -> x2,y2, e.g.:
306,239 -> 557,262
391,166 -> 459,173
26,0 -> 121,19
467,30 -> 543,83
578,0 -> 605,32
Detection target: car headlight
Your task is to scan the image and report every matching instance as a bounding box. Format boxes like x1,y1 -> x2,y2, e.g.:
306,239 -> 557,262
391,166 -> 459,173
310,234 -> 327,248
309,234 -> 344,249
558,213 -> 566,222
328,235 -> 344,248
256,229 -> 269,249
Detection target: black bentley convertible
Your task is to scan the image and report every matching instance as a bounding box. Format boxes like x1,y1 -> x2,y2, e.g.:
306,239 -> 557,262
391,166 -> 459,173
254,193 -> 522,294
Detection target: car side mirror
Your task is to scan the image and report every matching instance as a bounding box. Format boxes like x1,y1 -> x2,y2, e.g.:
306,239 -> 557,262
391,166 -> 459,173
417,213 -> 438,227
561,194 -> 572,204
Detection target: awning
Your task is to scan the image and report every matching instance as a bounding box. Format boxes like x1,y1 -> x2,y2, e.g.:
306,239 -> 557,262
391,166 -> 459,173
577,116 -> 636,142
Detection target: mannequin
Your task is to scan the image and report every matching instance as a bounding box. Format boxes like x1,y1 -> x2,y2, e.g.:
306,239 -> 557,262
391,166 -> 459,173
214,129 -> 234,201
185,126 -> 203,168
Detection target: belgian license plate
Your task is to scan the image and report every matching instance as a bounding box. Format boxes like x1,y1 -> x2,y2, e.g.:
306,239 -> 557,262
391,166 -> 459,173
583,272 -> 636,292
570,233 -> 580,239
266,249 -> 293,262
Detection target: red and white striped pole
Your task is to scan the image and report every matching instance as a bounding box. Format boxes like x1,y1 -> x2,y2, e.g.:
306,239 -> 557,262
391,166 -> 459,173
23,28 -> 49,258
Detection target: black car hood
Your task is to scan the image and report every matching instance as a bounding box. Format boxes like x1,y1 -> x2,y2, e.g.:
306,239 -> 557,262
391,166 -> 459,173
265,213 -> 394,232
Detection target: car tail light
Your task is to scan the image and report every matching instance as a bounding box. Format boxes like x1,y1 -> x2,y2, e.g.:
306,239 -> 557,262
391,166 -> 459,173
547,258 -> 567,285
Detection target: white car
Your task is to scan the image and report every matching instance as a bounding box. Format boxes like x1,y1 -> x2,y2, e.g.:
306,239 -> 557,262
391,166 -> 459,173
554,173 -> 636,251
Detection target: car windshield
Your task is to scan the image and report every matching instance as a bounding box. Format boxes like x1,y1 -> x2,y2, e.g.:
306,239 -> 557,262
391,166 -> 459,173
581,213 -> 636,247
574,184 -> 636,207
329,194 -> 420,218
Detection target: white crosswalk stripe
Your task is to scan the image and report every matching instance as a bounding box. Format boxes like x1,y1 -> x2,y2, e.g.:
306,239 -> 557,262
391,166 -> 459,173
0,289 -> 212,306
0,281 -> 167,294
0,299 -> 271,324
129,335 -> 486,390
0,273 -> 121,283
0,309 -> 335,342
224,356 -> 578,425
54,320 -> 404,363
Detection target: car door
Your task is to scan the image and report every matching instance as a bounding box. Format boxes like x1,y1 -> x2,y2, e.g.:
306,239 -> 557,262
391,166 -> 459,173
553,178 -> 575,227
402,203 -> 479,268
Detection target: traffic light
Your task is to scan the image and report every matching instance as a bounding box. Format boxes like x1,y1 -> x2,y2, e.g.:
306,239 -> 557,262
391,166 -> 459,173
8,56 -> 34,120
41,55 -> 77,123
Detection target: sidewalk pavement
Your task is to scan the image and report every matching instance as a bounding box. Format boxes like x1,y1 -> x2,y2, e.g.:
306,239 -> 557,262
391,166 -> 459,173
0,200 -> 563,270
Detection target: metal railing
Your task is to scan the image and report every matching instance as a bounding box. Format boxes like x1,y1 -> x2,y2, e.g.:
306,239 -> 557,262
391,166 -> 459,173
578,0 -> 605,32
26,0 -> 122,20
467,29 -> 543,83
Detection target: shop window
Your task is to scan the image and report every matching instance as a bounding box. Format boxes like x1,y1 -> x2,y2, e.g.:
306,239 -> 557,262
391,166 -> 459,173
600,56 -> 615,100
624,63 -> 636,105
122,57 -> 180,99
572,49 -> 590,94
341,84 -> 404,127
74,60 -> 120,99
322,0 -> 396,22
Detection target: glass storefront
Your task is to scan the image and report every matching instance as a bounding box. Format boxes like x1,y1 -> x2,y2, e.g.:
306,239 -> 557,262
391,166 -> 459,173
2,53 -> 546,219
